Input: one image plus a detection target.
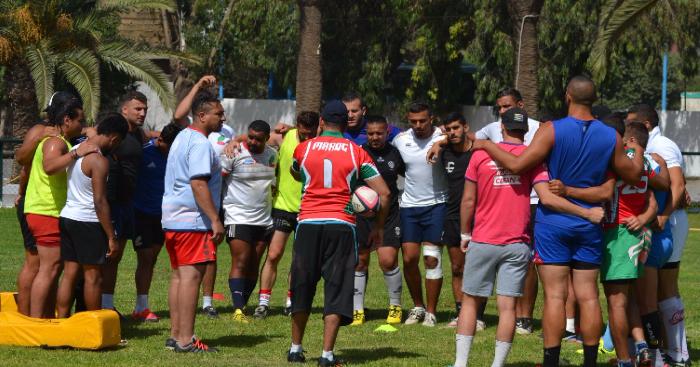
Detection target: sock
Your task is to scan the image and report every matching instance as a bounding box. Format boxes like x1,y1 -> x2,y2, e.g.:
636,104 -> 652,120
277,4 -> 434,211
602,323 -> 614,351
583,343 -> 598,367
617,359 -> 633,367
286,290 -> 292,307
641,311 -> 663,349
477,301 -> 486,321
635,340 -> 649,353
566,318 -> 576,333
243,279 -> 256,306
353,271 -> 367,311
228,278 -> 246,310
456,301 -> 462,315
135,294 -> 148,312
290,343 -> 302,353
101,294 -> 114,309
259,289 -> 272,306
454,334 -> 473,367
321,350 -> 334,361
383,267 -> 402,306
542,346 -> 561,367
492,340 -> 512,367
202,296 -> 213,309
659,296 -> 689,362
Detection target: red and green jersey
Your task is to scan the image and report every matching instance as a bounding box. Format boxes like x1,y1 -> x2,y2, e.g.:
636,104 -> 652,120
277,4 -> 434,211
292,131 -> 380,225
604,149 -> 658,228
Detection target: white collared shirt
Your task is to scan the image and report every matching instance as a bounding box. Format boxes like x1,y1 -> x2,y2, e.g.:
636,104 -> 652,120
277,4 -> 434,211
646,126 -> 684,170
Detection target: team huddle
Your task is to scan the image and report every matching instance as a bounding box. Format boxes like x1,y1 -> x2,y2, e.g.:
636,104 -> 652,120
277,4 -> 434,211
11,74 -> 691,367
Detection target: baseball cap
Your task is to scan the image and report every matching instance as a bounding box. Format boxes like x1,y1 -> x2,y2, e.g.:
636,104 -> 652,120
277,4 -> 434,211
502,107 -> 528,132
321,100 -> 348,125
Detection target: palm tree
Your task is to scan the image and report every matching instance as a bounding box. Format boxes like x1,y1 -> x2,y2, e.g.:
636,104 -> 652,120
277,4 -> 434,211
295,0 -> 322,113
507,0 -> 544,116
0,0 -> 198,140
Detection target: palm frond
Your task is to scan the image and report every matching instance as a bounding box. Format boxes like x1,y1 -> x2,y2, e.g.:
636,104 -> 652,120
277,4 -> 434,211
57,48 -> 101,121
588,0 -> 659,83
98,42 -> 174,111
25,41 -> 57,110
97,0 -> 175,12
138,48 -> 202,65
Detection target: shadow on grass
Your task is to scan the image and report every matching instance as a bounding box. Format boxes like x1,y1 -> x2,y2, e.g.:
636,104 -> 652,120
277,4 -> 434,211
121,323 -> 167,340
209,333 -> 283,348
338,347 -> 422,363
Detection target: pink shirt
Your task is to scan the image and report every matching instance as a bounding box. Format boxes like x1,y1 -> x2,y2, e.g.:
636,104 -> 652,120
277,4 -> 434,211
465,142 -> 549,245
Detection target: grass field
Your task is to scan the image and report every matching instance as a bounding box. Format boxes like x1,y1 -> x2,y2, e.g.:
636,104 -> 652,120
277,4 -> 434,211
0,209 -> 697,366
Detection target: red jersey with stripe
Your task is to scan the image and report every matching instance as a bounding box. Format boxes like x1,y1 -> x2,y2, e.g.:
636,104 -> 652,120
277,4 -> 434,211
604,150 -> 658,228
292,131 -> 380,225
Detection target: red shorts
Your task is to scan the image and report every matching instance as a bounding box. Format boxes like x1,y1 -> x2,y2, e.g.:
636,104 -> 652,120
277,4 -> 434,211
26,214 -> 61,247
164,231 -> 216,269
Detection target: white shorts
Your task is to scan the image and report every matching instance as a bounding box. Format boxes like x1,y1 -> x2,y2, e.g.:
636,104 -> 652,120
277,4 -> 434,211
668,209 -> 689,263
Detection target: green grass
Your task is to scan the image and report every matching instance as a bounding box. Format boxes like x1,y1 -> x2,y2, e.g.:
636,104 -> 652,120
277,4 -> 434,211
0,209 -> 698,366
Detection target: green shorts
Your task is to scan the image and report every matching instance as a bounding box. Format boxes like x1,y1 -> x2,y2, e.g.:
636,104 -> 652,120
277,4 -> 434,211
601,225 -> 651,282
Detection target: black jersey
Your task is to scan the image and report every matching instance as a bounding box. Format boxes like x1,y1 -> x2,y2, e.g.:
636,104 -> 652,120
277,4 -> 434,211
107,129 -> 143,203
361,143 -> 405,212
441,146 -> 472,219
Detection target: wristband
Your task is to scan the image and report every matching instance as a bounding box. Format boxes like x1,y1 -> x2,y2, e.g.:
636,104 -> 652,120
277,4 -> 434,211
460,233 -> 471,242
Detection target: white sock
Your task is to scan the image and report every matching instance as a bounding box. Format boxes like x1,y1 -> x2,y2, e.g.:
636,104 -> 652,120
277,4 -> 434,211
353,271 -> 367,311
285,297 -> 292,308
383,267 -> 402,306
492,340 -> 512,367
566,318 -> 576,333
454,334 -> 473,367
202,296 -> 213,309
102,294 -> 114,309
659,296 -> 689,362
258,292 -> 271,307
290,343 -> 302,353
135,294 -> 148,312
321,350 -> 334,361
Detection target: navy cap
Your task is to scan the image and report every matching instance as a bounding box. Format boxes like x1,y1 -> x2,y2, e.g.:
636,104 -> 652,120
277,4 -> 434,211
502,107 -> 528,132
321,100 -> 348,125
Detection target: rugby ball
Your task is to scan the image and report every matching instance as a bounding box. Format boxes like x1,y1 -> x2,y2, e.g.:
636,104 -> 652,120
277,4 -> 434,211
351,186 -> 380,217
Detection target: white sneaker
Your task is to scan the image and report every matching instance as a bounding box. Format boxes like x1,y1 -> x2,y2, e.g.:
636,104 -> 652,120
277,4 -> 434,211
447,317 -> 458,328
404,307 -> 426,325
476,319 -> 486,331
422,312 -> 437,327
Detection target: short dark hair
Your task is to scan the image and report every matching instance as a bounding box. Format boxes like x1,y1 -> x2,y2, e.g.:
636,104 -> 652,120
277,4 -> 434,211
624,121 -> 650,148
445,112 -> 466,125
602,112 -> 626,136
408,101 -> 431,115
365,115 -> 387,125
160,122 -> 183,146
191,91 -> 220,116
249,120 -> 271,135
296,111 -> 320,128
496,87 -> 523,102
628,104 -> 659,128
567,75 -> 597,106
601,112 -> 625,136
119,90 -> 148,108
341,91 -> 365,107
97,113 -> 128,139
45,91 -> 83,126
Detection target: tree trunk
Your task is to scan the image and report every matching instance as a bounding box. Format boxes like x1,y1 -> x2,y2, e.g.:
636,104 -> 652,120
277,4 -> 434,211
507,0 -> 543,117
5,60 -> 39,140
295,0 -> 322,113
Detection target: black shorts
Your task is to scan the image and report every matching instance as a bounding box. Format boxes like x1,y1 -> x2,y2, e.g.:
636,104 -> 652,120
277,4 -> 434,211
226,224 -> 274,244
272,208 -> 298,233
356,210 -> 401,249
441,217 -> 461,247
59,217 -> 108,265
290,223 -> 356,326
133,210 -> 165,250
16,196 -> 37,252
110,200 -> 135,241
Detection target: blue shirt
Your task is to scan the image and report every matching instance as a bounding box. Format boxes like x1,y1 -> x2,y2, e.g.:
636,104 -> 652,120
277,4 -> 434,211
134,139 -> 167,216
344,119 -> 402,145
161,127 -> 222,231
536,117 -> 616,231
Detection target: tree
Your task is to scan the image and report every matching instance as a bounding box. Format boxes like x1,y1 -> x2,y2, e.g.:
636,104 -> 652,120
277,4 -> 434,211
0,0 -> 196,139
507,0 -> 544,116
295,0 -> 322,113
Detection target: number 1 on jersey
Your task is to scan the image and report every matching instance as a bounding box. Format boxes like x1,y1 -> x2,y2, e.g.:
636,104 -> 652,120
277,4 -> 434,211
323,159 -> 333,188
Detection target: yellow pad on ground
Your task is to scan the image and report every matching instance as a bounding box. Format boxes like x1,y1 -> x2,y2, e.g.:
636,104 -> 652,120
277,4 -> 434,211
0,292 -> 18,312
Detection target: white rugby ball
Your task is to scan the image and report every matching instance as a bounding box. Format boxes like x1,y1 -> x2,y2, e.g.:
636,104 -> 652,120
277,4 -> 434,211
351,186 -> 380,217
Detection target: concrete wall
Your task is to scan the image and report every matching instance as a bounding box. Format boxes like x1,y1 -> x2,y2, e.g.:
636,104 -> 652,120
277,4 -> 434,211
660,111 -> 700,178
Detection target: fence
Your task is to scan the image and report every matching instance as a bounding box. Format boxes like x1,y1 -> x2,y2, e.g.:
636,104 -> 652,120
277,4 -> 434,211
1,137 -> 21,207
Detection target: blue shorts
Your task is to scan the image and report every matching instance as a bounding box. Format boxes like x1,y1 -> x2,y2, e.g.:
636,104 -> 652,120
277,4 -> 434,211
533,222 -> 603,266
645,230 -> 673,268
400,203 -> 446,244
110,200 -> 135,241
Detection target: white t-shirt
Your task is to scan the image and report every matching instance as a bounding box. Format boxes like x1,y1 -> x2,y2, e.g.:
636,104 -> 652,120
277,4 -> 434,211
646,126 -> 684,170
476,118 -> 541,204
392,128 -> 448,207
220,143 -> 278,226
207,124 -> 234,157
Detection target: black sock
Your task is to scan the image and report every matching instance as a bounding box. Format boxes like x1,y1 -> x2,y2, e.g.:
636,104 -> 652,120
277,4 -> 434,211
243,279 -> 256,305
455,301 -> 462,315
543,345 -> 561,367
583,344 -> 598,367
477,301 -> 486,320
641,311 -> 662,349
228,278 -> 246,310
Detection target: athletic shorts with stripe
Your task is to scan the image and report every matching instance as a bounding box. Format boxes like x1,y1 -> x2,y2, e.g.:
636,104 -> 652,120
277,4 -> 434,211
601,225 -> 650,282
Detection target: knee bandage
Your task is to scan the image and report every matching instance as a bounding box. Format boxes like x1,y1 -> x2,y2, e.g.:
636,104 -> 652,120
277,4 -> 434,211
423,245 -> 443,279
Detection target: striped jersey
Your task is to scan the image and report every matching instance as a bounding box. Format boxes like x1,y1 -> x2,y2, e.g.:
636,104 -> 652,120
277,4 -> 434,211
604,150 -> 659,227
292,131 -> 380,225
